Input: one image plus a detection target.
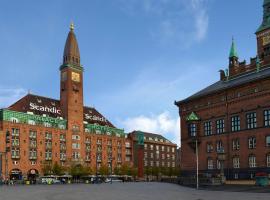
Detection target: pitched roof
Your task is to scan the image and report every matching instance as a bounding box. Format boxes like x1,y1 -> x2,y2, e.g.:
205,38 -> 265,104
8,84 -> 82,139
8,94 -> 115,127
176,66 -> 270,105
130,131 -> 176,145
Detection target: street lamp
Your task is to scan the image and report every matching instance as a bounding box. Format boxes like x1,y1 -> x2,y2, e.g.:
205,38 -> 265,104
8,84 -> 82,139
217,147 -> 226,184
189,137 -> 200,190
109,156 -> 114,184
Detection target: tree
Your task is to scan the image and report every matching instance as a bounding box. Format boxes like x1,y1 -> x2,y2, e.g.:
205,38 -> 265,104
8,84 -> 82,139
99,164 -> 109,176
152,167 -> 160,180
130,167 -> 138,180
120,164 -> 129,175
52,162 -> 65,176
114,166 -> 121,175
42,161 -> 53,175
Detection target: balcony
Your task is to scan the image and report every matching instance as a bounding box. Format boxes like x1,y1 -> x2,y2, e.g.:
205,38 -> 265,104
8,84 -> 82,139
45,145 -> 52,150
60,157 -> 66,161
45,157 -> 52,161
60,146 -> 66,151
11,155 -> 20,159
29,156 -> 37,160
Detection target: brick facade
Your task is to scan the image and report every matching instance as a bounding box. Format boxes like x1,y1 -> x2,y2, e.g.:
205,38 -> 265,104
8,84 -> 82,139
175,1 -> 270,180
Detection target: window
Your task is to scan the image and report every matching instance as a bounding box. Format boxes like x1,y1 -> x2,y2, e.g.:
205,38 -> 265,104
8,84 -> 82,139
206,143 -> 213,153
216,160 -> 221,169
248,155 -> 256,168
72,143 -> 80,149
232,139 -> 240,151
248,137 -> 256,149
72,152 -> 80,160
45,132 -> 52,140
266,136 -> 270,147
264,110 -> 270,127
11,128 -> 20,136
144,152 -> 147,158
188,123 -> 197,137
216,119 -> 225,134
204,121 -> 212,136
150,145 -> 154,150
60,134 -> 66,141
233,157 -> 240,168
161,146 -> 165,151
231,116 -> 240,132
144,144 -> 147,150
72,135 -> 80,140
45,151 -> 52,160
246,112 -> 257,129
150,153 -> 154,158
29,131 -> 37,139
156,145 -> 159,151
267,154 -> 270,167
216,140 -> 223,152
207,158 -> 214,169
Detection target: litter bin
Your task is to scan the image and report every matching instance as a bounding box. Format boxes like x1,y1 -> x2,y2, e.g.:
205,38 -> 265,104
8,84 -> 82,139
256,176 -> 269,186
26,181 -> 30,185
85,180 -> 89,184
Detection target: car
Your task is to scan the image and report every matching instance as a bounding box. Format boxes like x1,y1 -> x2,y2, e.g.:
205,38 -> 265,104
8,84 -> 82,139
105,178 -> 122,183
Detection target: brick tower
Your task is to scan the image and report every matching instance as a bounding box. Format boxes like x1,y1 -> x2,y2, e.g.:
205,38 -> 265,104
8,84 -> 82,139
60,23 -> 84,162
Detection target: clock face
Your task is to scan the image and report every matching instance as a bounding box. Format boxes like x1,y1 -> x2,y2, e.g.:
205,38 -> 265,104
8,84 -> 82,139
263,34 -> 270,46
71,72 -> 80,82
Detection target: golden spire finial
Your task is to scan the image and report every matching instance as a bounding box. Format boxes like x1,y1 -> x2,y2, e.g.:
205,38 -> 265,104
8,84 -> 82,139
70,21 -> 74,31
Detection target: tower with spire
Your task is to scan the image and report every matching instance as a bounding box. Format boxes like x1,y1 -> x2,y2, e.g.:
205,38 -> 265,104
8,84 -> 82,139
228,38 -> 239,77
60,23 -> 85,161
256,0 -> 270,63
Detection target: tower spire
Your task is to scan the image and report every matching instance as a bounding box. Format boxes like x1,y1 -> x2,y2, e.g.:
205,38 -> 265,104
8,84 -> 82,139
62,23 -> 80,66
229,37 -> 238,58
257,0 -> 270,33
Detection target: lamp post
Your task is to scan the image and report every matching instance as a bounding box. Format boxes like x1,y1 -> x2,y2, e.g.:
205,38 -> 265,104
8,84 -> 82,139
195,139 -> 199,190
217,147 -> 226,184
109,156 -> 114,184
189,137 -> 200,190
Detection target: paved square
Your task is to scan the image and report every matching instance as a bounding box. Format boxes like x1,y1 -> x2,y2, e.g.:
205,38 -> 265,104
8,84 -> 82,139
0,182 -> 269,200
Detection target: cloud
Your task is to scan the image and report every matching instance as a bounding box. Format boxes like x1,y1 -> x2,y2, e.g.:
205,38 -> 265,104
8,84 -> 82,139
116,0 -> 209,47
119,111 -> 181,146
0,87 -> 27,108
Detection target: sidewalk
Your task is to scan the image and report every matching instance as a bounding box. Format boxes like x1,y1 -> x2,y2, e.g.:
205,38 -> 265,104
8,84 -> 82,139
199,181 -> 270,193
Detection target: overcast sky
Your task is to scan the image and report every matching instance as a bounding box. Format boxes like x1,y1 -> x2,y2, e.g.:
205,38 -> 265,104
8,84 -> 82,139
0,0 -> 264,146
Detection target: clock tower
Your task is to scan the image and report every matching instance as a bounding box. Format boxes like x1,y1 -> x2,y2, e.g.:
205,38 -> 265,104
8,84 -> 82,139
60,23 -> 84,161
256,0 -> 270,63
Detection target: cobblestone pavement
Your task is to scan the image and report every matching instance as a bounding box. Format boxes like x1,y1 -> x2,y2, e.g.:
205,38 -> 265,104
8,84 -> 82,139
0,182 -> 269,200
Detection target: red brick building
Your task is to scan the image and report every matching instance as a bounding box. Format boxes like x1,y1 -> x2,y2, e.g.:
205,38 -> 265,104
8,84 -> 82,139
175,0 -> 270,180
0,24 -> 128,181
127,131 -> 177,177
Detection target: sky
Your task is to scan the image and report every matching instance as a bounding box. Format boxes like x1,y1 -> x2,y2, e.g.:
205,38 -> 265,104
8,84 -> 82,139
0,0 -> 264,146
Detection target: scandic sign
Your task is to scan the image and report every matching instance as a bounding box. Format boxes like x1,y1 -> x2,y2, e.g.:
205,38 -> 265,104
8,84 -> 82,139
30,103 -> 61,115
29,103 -> 108,122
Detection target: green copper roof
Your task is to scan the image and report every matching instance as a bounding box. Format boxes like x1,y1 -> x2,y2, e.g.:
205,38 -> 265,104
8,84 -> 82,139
257,0 -> 270,33
186,112 -> 199,121
229,39 -> 238,58
264,0 -> 270,5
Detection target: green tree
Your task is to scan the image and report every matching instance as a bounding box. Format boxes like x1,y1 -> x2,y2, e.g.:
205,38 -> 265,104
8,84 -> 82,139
130,167 -> 138,179
99,164 -> 109,176
42,162 -> 53,175
120,164 -> 129,175
114,166 -> 121,175
52,162 -> 65,176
